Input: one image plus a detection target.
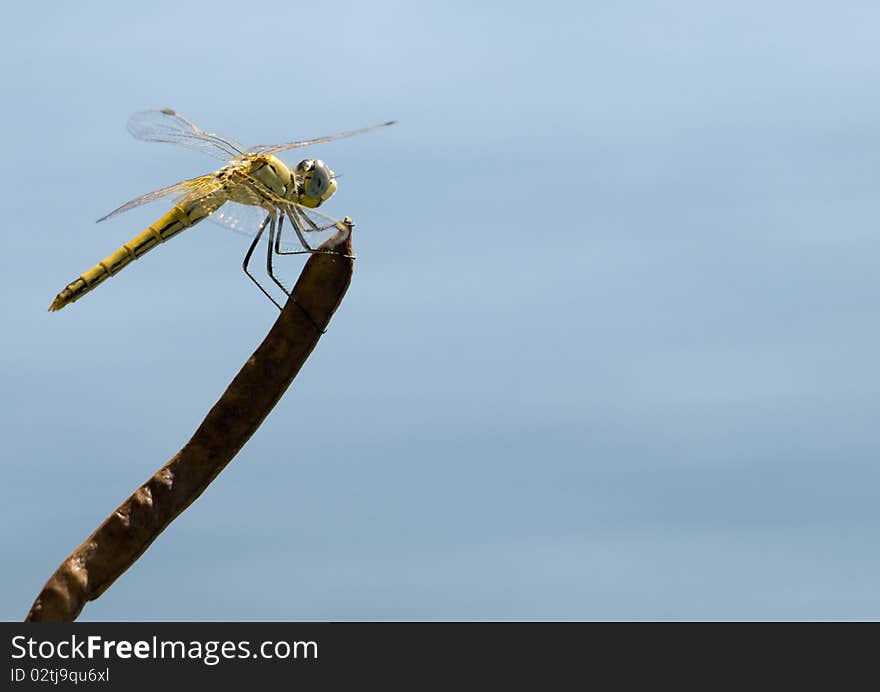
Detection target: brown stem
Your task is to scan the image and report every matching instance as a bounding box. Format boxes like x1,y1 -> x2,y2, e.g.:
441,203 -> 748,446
25,220 -> 356,622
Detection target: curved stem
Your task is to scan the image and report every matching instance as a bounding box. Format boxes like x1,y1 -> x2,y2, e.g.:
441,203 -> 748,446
25,221 -> 355,622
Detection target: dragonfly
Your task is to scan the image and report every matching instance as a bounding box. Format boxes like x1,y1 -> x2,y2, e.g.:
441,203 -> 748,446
49,108 -> 396,312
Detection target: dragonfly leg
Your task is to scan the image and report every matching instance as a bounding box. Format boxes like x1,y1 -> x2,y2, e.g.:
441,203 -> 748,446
242,213 -> 283,310
274,212 -> 286,255
265,212 -> 290,296
276,207 -> 352,258
277,206 -> 315,255
266,211 -> 325,333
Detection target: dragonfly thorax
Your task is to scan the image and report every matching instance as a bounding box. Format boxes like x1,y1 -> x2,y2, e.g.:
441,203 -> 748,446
247,154 -> 292,200
296,159 -> 337,208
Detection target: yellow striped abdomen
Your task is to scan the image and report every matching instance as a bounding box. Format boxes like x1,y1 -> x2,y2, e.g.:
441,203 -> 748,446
49,202 -> 215,312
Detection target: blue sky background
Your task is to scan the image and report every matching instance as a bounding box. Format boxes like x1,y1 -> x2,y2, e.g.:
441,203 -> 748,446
3,0 -> 880,620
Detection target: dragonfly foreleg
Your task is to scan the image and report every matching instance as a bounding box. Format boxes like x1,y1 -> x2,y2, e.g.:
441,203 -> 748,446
275,206 -> 353,258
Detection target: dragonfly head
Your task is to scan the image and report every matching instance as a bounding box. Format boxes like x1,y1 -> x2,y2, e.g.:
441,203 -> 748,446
296,159 -> 337,208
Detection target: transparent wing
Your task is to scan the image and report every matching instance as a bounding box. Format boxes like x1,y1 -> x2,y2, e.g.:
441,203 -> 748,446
208,201 -> 344,251
96,174 -> 220,223
210,202 -> 268,234
250,120 -> 397,155
127,109 -> 246,161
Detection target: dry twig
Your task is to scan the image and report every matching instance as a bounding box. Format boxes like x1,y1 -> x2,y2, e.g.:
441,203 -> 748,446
26,221 -> 356,622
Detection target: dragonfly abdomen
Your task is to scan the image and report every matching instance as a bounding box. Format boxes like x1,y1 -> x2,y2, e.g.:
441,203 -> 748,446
49,202 -> 216,312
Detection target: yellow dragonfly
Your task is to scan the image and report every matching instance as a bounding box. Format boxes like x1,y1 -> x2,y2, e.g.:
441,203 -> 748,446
49,108 -> 395,312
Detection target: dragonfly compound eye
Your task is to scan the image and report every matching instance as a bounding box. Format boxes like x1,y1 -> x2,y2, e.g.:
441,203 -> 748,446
302,159 -> 337,205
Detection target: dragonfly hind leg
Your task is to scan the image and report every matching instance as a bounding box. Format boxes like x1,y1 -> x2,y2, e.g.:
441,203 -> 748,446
242,213 -> 283,310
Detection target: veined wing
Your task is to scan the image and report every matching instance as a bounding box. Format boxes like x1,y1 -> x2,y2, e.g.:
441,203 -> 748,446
210,202 -> 269,234
250,120 -> 397,155
127,109 -> 246,161
96,174 -> 222,223
210,201 -> 344,251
